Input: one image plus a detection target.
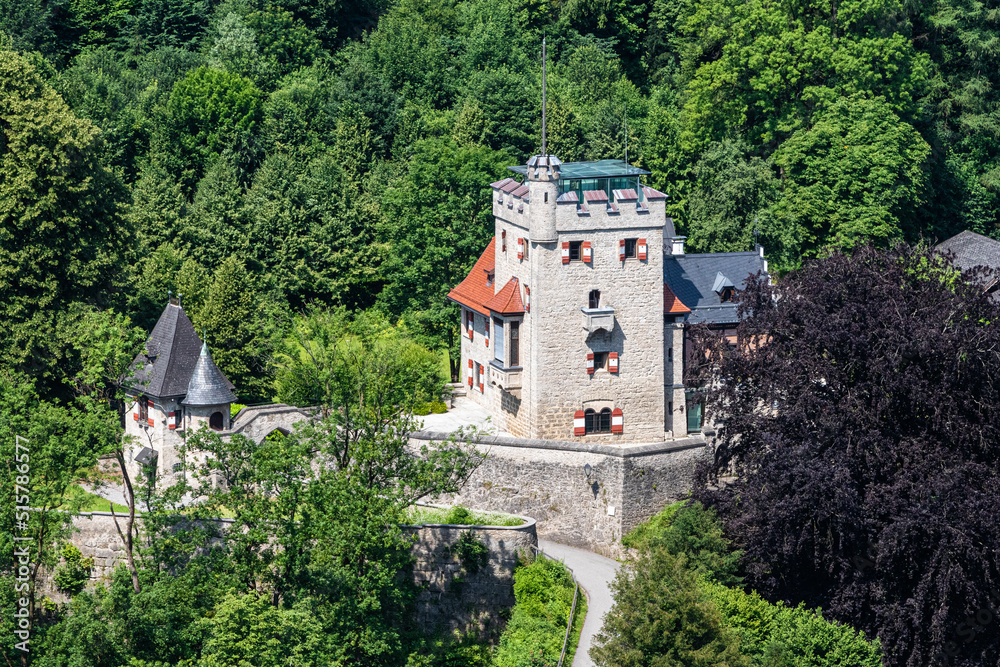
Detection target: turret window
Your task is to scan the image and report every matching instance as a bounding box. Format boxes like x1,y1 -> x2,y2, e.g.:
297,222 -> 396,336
569,241 -> 582,261
139,395 -> 148,423
589,289 -> 601,308
209,411 -> 224,431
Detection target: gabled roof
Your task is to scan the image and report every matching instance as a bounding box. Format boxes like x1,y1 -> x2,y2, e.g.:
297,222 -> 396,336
556,191 -> 578,203
642,185 -> 667,200
182,342 -> 238,406
484,277 -> 525,314
446,238 -> 496,317
936,230 -> 1000,273
664,283 -> 691,314
583,190 -> 608,203
127,303 -> 205,398
491,177 -> 516,190
664,251 -> 767,324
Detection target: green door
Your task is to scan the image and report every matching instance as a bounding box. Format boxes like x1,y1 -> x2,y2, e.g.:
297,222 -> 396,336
686,391 -> 703,433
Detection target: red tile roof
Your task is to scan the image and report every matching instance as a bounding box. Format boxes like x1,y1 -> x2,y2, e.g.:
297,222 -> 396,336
613,188 -> 638,201
584,189 -> 609,203
484,277 -> 525,314
447,238 -> 496,316
664,283 -> 691,314
511,184 -> 529,198
491,177 -> 516,189
642,185 -> 667,200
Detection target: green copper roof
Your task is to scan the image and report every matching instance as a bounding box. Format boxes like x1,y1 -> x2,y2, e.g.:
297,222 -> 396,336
508,159 -> 649,179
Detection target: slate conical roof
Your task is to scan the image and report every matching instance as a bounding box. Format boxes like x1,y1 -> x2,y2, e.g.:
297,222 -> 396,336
182,341 -> 238,406
127,303 -> 205,398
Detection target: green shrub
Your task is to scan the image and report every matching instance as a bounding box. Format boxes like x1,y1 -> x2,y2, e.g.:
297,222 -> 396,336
430,400 -> 448,413
451,531 -> 489,574
495,555 -> 578,667
53,544 -> 94,595
230,403 -> 246,419
444,505 -> 475,524
413,402 -> 432,416
703,581 -> 883,666
623,499 -> 742,586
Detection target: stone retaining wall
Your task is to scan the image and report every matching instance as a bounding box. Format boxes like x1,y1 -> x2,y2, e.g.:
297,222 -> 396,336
416,431 -> 709,558
60,509 -> 537,636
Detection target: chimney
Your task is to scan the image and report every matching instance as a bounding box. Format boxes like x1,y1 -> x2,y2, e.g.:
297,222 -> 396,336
671,236 -> 686,255
757,243 -> 764,257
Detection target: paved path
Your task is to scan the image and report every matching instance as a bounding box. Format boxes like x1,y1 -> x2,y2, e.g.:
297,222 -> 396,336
539,539 -> 621,667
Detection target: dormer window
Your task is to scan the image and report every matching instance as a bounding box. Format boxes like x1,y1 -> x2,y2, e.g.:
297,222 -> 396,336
589,289 -> 601,309
485,269 -> 495,287
713,272 -> 736,303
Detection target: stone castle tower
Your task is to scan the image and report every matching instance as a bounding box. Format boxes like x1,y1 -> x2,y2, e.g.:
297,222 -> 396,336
449,155 -> 678,442
124,298 -> 236,486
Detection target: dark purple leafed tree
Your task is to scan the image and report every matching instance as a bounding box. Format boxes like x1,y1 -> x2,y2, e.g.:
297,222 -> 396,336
691,244 -> 1000,667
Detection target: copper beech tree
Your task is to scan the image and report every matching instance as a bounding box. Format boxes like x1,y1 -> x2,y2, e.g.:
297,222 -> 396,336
692,244 -> 1000,667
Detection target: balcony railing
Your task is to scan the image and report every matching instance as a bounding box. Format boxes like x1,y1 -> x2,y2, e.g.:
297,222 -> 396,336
582,306 -> 615,334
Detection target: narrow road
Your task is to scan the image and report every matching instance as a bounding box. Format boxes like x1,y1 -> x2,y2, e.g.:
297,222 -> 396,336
538,539 -> 621,667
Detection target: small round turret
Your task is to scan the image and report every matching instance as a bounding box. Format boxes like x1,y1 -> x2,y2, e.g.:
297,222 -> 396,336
526,154 -> 561,243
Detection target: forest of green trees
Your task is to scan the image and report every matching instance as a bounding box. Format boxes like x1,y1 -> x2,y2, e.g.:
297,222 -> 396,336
3,0 -> 1000,664
3,0 -> 999,401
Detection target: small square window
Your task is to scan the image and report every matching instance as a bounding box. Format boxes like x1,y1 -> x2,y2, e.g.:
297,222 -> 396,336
593,351 -> 608,370
569,241 -> 582,261
624,239 -> 637,258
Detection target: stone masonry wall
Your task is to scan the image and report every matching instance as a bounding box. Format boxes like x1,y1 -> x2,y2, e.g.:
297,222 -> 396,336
59,510 -> 536,637
420,432 -> 709,558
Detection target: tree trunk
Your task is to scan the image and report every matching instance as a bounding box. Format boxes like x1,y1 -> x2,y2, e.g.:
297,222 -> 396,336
112,449 -> 141,594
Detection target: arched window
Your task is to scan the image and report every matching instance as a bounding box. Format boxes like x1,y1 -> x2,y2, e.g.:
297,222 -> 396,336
589,289 -> 601,309
584,408 -> 613,434
209,411 -> 224,431
599,408 -> 612,433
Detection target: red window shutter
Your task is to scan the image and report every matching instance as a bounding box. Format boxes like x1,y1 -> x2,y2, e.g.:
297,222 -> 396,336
611,408 -> 624,433
479,364 -> 484,392
517,237 -> 524,259
609,352 -> 619,373
469,359 -> 473,369
562,241 -> 570,264
147,417 -> 154,426
574,410 -> 586,436
582,241 -> 592,263
168,411 -> 176,430
132,412 -> 139,421
638,238 -> 648,260
502,229 -> 507,252
525,286 -> 530,312
469,314 -> 474,340
619,239 -> 626,261
148,399 -> 154,408
485,334 -> 489,347
587,353 -> 595,375
468,375 -> 473,388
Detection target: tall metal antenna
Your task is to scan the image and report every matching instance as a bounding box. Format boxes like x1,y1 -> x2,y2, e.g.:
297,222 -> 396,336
542,37 -> 547,157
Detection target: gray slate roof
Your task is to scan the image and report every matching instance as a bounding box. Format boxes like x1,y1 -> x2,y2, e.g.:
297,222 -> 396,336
664,251 -> 768,324
127,304 -> 205,398
936,230 -> 1000,274
182,342 -> 238,406
127,303 -> 236,400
